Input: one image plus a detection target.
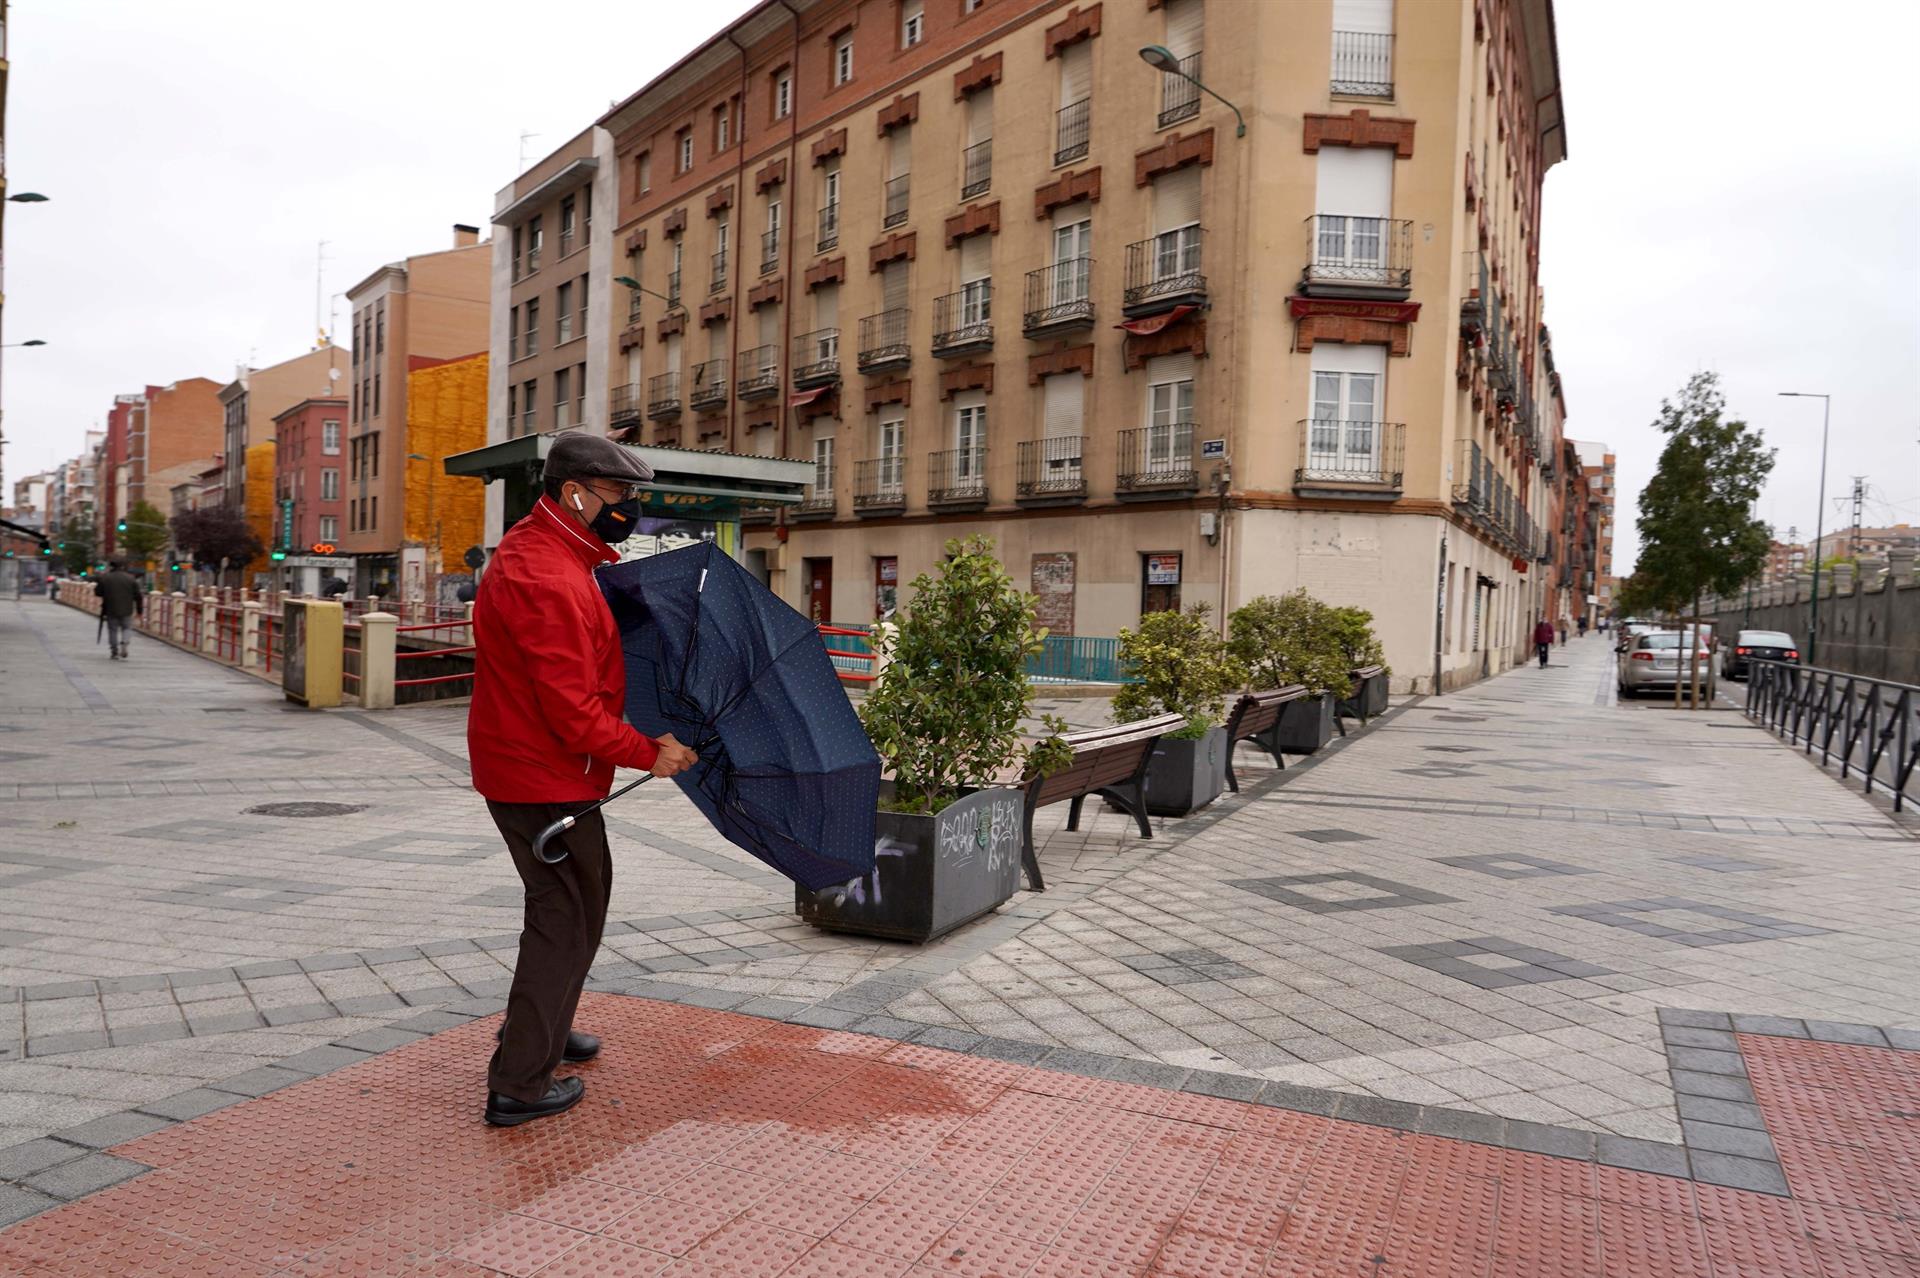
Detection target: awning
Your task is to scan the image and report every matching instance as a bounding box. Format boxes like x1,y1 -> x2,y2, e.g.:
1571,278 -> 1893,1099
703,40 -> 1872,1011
1116,305 -> 1197,337
443,432 -> 812,507
787,386 -> 831,409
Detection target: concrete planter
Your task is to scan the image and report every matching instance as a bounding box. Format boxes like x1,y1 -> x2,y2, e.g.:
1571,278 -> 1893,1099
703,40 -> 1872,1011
1144,727 -> 1228,816
1272,693 -> 1336,754
1337,666 -> 1389,723
795,787 -> 1025,943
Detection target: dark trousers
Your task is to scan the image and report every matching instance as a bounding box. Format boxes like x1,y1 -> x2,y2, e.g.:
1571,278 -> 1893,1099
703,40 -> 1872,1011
484,800 -> 612,1103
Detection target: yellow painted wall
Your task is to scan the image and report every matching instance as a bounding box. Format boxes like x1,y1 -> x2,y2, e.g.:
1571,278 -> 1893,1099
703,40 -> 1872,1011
244,442 -> 278,576
405,353 -> 488,573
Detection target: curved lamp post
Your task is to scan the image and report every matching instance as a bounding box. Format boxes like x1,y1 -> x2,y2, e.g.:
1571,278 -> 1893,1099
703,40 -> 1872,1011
1138,45 -> 1246,137
1,339 -> 47,348
614,276 -> 687,315
1778,391 -> 1831,666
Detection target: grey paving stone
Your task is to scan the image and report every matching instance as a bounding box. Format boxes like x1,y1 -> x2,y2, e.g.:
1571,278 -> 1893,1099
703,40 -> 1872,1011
1415,1107 -> 1507,1145
851,1015 -> 926,1041
23,1153 -> 149,1199
332,993 -> 406,1015
166,969 -> 237,989
0,1184 -> 61,1227
679,988 -> 750,1011
1503,1121 -> 1596,1161
418,938 -> 479,957
1803,1019 -> 1889,1047
278,1044 -> 375,1075
210,1066 -> 310,1098
1665,1046 -> 1747,1077
0,1137 -> 86,1179
1595,1135 -> 1690,1178
973,1037 -> 1051,1065
906,1026 -> 983,1054
1657,1008 -> 1735,1031
54,1111 -> 173,1150
24,980 -> 98,1000
734,998 -> 808,1022
1689,1150 -> 1790,1196
1039,1048 -> 1113,1079
97,974 -> 171,994
1106,1058 -> 1192,1090
1181,1070 -> 1263,1102
139,1088 -> 242,1122
1675,1095 -> 1767,1129
1662,1026 -> 1739,1051
26,1030 -> 108,1056
233,959 -> 302,979
1255,1083 -> 1341,1117
1667,1069 -> 1757,1103
785,1005 -> 863,1031
1886,1027 -> 1920,1052
333,1028 -> 424,1053
360,946 -> 423,965
474,934 -> 521,951
107,1022 -> 188,1048
1334,1095 -> 1423,1131
1729,1015 -> 1808,1038
1681,1119 -> 1777,1161
392,1010 -> 473,1033
187,1010 -> 266,1035
396,985 -> 459,1008
262,1003 -> 336,1028
442,998 -> 510,1018
297,953 -> 367,973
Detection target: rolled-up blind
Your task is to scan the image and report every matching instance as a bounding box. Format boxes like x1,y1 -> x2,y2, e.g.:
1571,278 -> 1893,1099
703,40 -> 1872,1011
1059,41 -> 1091,106
1165,0 -> 1203,58
1153,167 -> 1201,232
960,233 -> 990,282
883,260 -> 909,312
1043,373 -> 1084,438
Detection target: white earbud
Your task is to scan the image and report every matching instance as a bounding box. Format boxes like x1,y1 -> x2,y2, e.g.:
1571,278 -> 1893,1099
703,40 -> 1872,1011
571,492 -> 585,511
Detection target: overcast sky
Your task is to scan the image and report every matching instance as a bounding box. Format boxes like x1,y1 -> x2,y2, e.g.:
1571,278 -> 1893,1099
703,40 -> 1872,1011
6,1 -> 1917,568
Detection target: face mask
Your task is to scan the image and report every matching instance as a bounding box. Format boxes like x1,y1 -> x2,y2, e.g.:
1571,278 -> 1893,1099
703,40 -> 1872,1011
572,488 -> 641,545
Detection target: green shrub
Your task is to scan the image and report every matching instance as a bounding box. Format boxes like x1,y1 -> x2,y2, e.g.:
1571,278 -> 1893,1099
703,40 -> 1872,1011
1112,604 -> 1243,739
1326,605 -> 1387,674
1227,591 -> 1352,698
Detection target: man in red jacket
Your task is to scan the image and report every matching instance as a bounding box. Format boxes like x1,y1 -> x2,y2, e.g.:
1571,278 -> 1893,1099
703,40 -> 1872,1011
469,432 -> 698,1126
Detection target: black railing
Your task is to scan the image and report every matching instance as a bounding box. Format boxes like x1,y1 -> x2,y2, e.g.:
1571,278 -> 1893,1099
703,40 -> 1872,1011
609,383 -> 642,424
883,176 -> 911,228
962,139 -> 993,199
736,346 -> 778,399
1023,259 -> 1095,334
1747,663 -> 1920,812
709,250 -> 729,294
854,458 -> 907,510
665,270 -> 682,307
1452,439 -> 1484,511
1123,228 -> 1206,312
817,203 -> 840,253
1054,98 -> 1091,166
1158,53 -> 1202,128
791,329 -> 841,386
796,474 -> 836,516
928,448 -> 988,507
627,290 -> 645,322
857,309 -> 912,373
1295,421 -> 1406,491
690,358 -> 728,410
932,286 -> 993,356
1116,423 -> 1197,493
646,372 -> 682,419
1331,30 -> 1394,96
1302,215 -> 1413,294
1017,437 -> 1087,501
760,229 -> 780,275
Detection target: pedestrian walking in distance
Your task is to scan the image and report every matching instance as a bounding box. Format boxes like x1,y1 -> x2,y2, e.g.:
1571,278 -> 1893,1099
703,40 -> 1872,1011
468,433 -> 699,1127
94,560 -> 144,660
1577,614 -> 1589,638
1557,615 -> 1570,646
1534,617 -> 1556,669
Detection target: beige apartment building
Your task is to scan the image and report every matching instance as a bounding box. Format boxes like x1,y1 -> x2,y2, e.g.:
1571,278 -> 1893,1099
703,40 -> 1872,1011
509,0 -> 1566,691
218,347 -> 348,577
342,227 -> 490,592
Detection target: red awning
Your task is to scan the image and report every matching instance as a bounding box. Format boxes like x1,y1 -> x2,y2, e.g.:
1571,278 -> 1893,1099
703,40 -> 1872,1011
1116,305 -> 1197,337
788,386 -> 830,409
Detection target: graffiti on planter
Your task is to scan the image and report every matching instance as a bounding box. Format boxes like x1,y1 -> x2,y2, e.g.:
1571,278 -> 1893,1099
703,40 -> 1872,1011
818,836 -> 912,910
938,796 -> 1022,877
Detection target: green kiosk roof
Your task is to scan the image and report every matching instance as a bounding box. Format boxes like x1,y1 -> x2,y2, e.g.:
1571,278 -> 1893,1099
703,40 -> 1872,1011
443,434 -> 811,508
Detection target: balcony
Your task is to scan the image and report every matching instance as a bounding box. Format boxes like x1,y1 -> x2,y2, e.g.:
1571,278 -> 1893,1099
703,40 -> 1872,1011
857,309 -> 911,374
961,139 -> 992,200
1294,421 -> 1406,499
854,458 -> 907,515
928,448 -> 989,511
932,286 -> 993,358
1331,30 -> 1394,97
1123,228 -> 1206,317
1116,422 -> 1199,499
690,358 -> 729,412
1054,98 -> 1090,166
791,329 -> 841,388
609,383 -> 642,427
1016,436 -> 1087,506
1157,52 -> 1202,128
627,290 -> 645,323
883,176 -> 911,229
709,250 -> 729,295
736,346 -> 779,400
665,270 -> 682,308
794,474 -> 837,521
760,229 -> 780,276
646,372 -> 683,420
1023,259 -> 1095,338
817,203 -> 840,253
1300,215 -> 1412,299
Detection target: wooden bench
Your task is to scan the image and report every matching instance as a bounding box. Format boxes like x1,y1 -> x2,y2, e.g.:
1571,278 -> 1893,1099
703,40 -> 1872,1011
1223,686 -> 1308,792
1018,712 -> 1186,891
1334,664 -> 1388,735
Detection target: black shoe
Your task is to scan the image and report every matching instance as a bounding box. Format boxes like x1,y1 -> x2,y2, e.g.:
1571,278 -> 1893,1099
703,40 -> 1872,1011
485,1076 -> 584,1127
495,1026 -> 601,1063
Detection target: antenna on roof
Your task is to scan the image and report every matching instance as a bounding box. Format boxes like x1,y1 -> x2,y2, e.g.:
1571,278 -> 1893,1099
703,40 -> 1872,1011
518,131 -> 541,172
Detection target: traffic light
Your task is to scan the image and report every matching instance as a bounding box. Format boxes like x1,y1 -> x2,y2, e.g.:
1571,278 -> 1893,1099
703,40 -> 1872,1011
41,545 -> 51,555
270,549 -> 287,561
170,561 -> 182,573
116,518 -> 127,533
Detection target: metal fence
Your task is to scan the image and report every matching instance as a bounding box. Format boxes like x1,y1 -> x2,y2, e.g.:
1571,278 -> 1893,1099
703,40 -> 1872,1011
1745,661 -> 1920,811
820,622 -> 1135,685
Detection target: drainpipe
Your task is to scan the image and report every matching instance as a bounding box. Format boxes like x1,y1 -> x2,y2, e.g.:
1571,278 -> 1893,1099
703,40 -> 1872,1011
1433,533 -> 1447,694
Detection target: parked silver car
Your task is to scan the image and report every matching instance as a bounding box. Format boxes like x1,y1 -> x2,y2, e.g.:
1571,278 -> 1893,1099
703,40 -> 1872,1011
1618,630 -> 1716,698
1722,629 -> 1800,680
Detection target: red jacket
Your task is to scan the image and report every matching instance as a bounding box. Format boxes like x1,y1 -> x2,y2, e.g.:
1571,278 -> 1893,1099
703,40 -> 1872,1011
468,495 -> 660,803
1533,620 -> 1557,645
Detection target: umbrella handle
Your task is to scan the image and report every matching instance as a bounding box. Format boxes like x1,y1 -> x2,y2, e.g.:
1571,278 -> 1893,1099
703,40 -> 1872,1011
531,735 -> 719,865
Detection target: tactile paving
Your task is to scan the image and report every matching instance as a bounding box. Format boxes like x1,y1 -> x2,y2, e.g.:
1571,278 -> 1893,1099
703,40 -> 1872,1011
0,992 -> 1914,1276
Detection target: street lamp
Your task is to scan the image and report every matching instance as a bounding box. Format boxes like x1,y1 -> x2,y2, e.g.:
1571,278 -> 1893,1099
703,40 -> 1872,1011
1138,44 -> 1246,137
614,276 -> 686,315
1,339 -> 47,348
1778,391 -> 1831,666
6,193 -> 50,203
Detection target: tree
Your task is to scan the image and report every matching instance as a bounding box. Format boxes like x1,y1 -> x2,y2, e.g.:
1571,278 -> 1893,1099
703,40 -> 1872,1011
1633,372 -> 1775,706
58,516 -> 95,574
1228,591 -> 1354,698
170,506 -> 264,571
1113,604 -> 1243,738
118,500 -> 169,566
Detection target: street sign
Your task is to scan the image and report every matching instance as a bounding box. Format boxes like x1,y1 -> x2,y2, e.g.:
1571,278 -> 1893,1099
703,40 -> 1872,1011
1201,438 -> 1226,460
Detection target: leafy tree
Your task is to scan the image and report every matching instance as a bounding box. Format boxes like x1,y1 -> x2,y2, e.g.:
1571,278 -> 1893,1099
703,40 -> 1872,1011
1326,605 -> 1387,673
1113,604 -> 1244,738
118,500 -> 169,566
1227,592 -> 1354,698
58,516 -> 95,574
858,535 -> 1066,813
170,506 -> 264,571
1633,372 -> 1775,703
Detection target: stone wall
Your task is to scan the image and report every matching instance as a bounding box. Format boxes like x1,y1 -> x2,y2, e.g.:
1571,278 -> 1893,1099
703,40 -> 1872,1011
1699,554 -> 1920,686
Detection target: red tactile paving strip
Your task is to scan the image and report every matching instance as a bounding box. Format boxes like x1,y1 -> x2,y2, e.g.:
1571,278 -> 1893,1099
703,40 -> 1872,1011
2,997 -> 1917,1276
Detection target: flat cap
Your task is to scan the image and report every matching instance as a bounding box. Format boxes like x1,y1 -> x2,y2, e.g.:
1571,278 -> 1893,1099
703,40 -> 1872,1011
544,431 -> 655,485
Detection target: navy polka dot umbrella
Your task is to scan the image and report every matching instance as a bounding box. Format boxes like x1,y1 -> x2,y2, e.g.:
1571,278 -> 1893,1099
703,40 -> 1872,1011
559,541 -> 879,891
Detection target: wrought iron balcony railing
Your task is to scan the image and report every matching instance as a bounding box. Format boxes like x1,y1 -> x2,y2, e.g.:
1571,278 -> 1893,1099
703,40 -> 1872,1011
883,176 -> 911,229
1054,97 -> 1091,166
1301,215 -> 1412,297
857,309 -> 911,374
736,345 -> 779,400
760,229 -> 780,276
928,447 -> 988,508
690,358 -> 728,411
1023,259 -> 1095,336
627,290 -> 644,322
816,203 -> 839,253
1453,440 -> 1484,512
795,473 -> 836,517
665,270 -> 682,307
791,329 -> 841,387
1116,422 -> 1198,495
961,139 -> 992,200
932,286 -> 993,357
1122,228 -> 1206,315
1158,53 -> 1202,128
854,458 -> 907,512
709,250 -> 729,294
646,372 -> 682,419
1295,421 -> 1406,495
1331,30 -> 1394,97
609,383 -> 642,424
1016,436 -> 1087,504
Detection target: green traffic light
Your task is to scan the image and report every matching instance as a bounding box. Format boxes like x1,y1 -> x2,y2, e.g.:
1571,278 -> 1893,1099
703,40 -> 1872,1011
116,520 -> 128,532
270,551 -> 287,561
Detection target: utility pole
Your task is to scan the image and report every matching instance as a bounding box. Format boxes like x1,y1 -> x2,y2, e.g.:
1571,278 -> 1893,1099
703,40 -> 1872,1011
314,242 -> 332,348
1848,476 -> 1866,559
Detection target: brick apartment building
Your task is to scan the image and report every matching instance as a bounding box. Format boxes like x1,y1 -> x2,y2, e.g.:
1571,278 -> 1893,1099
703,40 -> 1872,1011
216,346 -> 349,582
95,379 -> 224,561
272,396 -> 349,593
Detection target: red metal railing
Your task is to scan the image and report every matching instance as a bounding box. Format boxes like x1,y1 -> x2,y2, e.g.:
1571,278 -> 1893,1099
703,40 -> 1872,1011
183,599 -> 205,650
214,606 -> 243,662
820,625 -> 877,683
252,611 -> 281,674
395,618 -> 476,689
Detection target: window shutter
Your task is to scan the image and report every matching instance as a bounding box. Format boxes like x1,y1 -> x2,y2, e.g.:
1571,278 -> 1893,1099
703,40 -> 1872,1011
1051,200 -> 1090,233
1314,147 -> 1392,217
758,305 -> 779,347
1060,41 -> 1092,106
1043,373 -> 1084,439
709,321 -> 728,358
816,283 -> 839,329
959,233 -> 990,282
665,333 -> 682,373
751,424 -> 776,456
1146,353 -> 1195,385
967,88 -> 994,145
1153,167 -> 1202,232
883,260 -> 909,312
888,126 -> 912,178
1333,0 -> 1393,34
1165,0 -> 1203,57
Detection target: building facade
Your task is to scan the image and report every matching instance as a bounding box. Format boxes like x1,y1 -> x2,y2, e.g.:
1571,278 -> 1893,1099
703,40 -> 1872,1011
272,397 -> 348,552
342,227 -> 491,593
216,348 -> 347,580
95,380 -> 224,559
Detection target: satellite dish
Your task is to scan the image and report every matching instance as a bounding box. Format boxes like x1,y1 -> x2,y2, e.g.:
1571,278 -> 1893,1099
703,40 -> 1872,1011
328,368 -> 342,381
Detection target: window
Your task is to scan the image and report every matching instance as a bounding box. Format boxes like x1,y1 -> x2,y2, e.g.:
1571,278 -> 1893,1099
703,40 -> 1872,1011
884,125 -> 911,226
1307,345 -> 1385,476
1331,0 -> 1395,95
964,0 -> 982,11
959,232 -> 991,328
528,215 -> 543,271
556,281 -> 575,343
1040,373 -> 1085,479
774,70 -> 792,119
322,420 -> 341,454
714,103 -> 730,153
576,274 -> 589,335
636,150 -> 652,193
1159,0 -> 1203,125
369,495 -> 378,530
582,188 -> 591,244
509,304 -> 520,360
812,436 -> 834,495
511,226 -> 524,281
372,370 -> 381,417
1150,166 -> 1202,282
953,393 -> 985,479
877,412 -> 905,492
521,379 -> 537,434
508,384 -> 518,435
901,0 -> 924,48
574,361 -> 587,423
677,128 -> 693,173
1313,147 -> 1393,275
1051,202 -> 1092,304
524,298 -> 540,356
1145,352 -> 1195,474
834,32 -> 854,86
321,468 -> 339,501
319,516 -> 337,542
555,367 -> 573,429
962,88 -> 993,197
375,300 -> 386,353
560,195 -> 577,255
1055,41 -> 1092,164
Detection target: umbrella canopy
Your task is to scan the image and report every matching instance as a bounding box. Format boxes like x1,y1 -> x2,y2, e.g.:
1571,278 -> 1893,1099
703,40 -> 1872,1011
600,543 -> 879,891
